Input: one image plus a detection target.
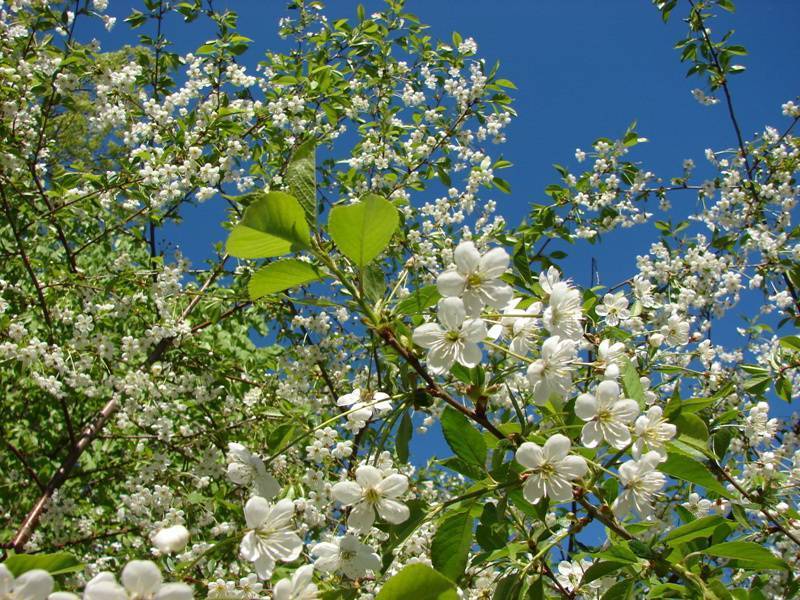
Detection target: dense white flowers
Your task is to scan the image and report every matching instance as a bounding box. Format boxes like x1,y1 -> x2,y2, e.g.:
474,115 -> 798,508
226,443 -> 280,499
515,434 -> 588,504
412,297 -> 487,374
331,465 -> 410,533
575,380 -> 640,449
436,241 -> 513,316
240,497 -> 303,579
272,565 -> 318,600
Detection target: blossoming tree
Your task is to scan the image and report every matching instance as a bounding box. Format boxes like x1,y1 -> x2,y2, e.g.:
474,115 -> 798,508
0,0 -> 799,598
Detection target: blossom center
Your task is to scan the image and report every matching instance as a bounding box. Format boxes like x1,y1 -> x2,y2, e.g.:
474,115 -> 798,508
363,487 -> 380,504
445,330 -> 462,342
466,273 -> 483,288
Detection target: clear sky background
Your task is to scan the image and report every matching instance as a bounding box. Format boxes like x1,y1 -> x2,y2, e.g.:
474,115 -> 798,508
90,2 -> 800,453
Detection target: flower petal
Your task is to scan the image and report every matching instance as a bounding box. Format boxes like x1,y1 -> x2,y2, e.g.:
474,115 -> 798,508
458,342 -> 482,368
558,455 -> 589,480
461,318 -> 487,343
454,241 -> 481,274
376,474 -> 408,498
376,498 -> 410,524
411,323 -> 444,349
121,561 -> 162,596
331,481 -> 362,506
612,399 -> 640,423
574,393 -> 597,421
438,297 -> 466,331
13,570 -> 53,600
542,433 -> 571,461
347,502 -> 376,533
244,496 -> 271,529
436,271 -> 466,297
154,583 -> 194,600
580,421 -> 602,448
478,247 -> 510,279
515,442 -> 544,469
355,465 -> 383,489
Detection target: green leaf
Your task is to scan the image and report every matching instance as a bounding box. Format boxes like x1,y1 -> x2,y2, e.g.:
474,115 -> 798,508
663,515 -> 728,547
3,551 -> 83,576
702,541 -> 788,570
583,561 -> 628,584
376,563 -> 458,600
247,259 -> 323,299
621,358 -> 645,405
660,453 -> 729,497
227,192 -> 311,258
286,141 -> 316,222
601,578 -> 634,600
440,407 -> 487,469
672,412 -> 709,442
431,508 -> 474,581
328,194 -> 399,267
395,285 -> 441,315
779,335 -> 800,352
396,410 -> 413,464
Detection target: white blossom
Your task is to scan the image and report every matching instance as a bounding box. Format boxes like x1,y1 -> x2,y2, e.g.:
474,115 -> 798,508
331,465 -> 409,533
412,297 -> 486,374
515,434 -> 588,504
240,497 -> 303,580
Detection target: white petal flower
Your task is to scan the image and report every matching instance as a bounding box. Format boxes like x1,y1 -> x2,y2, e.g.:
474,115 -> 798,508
594,292 -> 630,327
226,442 -> 280,499
311,535 -> 380,580
575,380 -> 639,449
612,452 -> 666,519
152,525 -> 190,555
526,336 -> 576,405
633,406 -> 676,459
0,566 -> 54,600
515,434 -> 588,504
543,281 -> 583,340
331,465 -> 409,533
272,565 -> 318,600
240,497 -> 303,580
436,241 -> 513,316
412,297 -> 486,375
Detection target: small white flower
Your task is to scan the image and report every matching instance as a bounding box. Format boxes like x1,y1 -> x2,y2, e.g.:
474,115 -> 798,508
515,434 -> 588,504
226,443 -> 280,499
0,566 -> 53,600
331,465 -> 409,533
594,292 -> 630,327
556,559 -> 602,594
526,336 -> 576,405
240,497 -> 303,580
272,565 -> 318,600
311,535 -> 381,580
633,406 -> 676,459
596,339 -> 625,379
412,297 -> 486,375
543,281 -> 583,341
575,380 -> 640,449
436,241 -> 513,316
337,389 -> 392,420
152,525 -> 190,555
612,452 -> 666,519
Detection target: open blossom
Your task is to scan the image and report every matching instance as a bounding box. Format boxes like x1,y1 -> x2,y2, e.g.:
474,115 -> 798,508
240,497 -> 303,580
0,566 -> 53,600
337,389 -> 392,420
331,465 -> 410,533
556,559 -> 604,595
436,240 -> 513,316
487,297 -> 543,356
596,339 -> 625,379
515,434 -> 588,504
78,561 -> 193,600
575,380 -> 640,449
594,292 -> 630,327
633,406 -> 676,459
311,535 -> 381,580
412,297 -> 486,375
540,269 -> 583,341
273,565 -> 318,600
612,452 -> 666,519
227,442 -> 280,499
526,336 -> 576,405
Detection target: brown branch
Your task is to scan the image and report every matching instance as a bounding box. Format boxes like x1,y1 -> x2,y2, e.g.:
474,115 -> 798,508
5,442 -> 45,492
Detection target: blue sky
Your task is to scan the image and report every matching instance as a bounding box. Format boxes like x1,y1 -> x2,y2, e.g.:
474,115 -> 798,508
92,2 -> 799,448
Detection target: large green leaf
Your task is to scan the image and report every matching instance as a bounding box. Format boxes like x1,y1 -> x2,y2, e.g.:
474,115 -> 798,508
703,541 -> 788,570
620,358 -> 645,405
396,410 -> 413,464
248,258 -> 323,299
376,563 -> 458,600
227,192 -> 311,258
440,407 -> 487,470
663,515 -> 729,547
660,453 -> 729,497
328,194 -> 399,267
3,551 -> 83,576
431,508 -> 474,581
286,141 -> 316,222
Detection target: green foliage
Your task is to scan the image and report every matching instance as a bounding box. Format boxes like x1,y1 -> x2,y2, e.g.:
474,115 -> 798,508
440,407 -> 487,471
376,564 -> 458,600
286,141 -> 317,222
431,507 -> 475,582
328,194 -> 399,267
226,192 -> 311,258
3,552 -> 83,576
247,259 -> 324,299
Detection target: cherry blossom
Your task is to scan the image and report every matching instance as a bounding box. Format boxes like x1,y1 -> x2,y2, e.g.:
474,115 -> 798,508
575,380 -> 640,449
515,434 -> 588,504
331,465 -> 410,533
240,497 -> 303,580
436,241 -> 513,316
412,297 -> 487,374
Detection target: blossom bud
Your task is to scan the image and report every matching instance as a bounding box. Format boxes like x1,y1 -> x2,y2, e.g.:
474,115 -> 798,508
152,524 -> 190,554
